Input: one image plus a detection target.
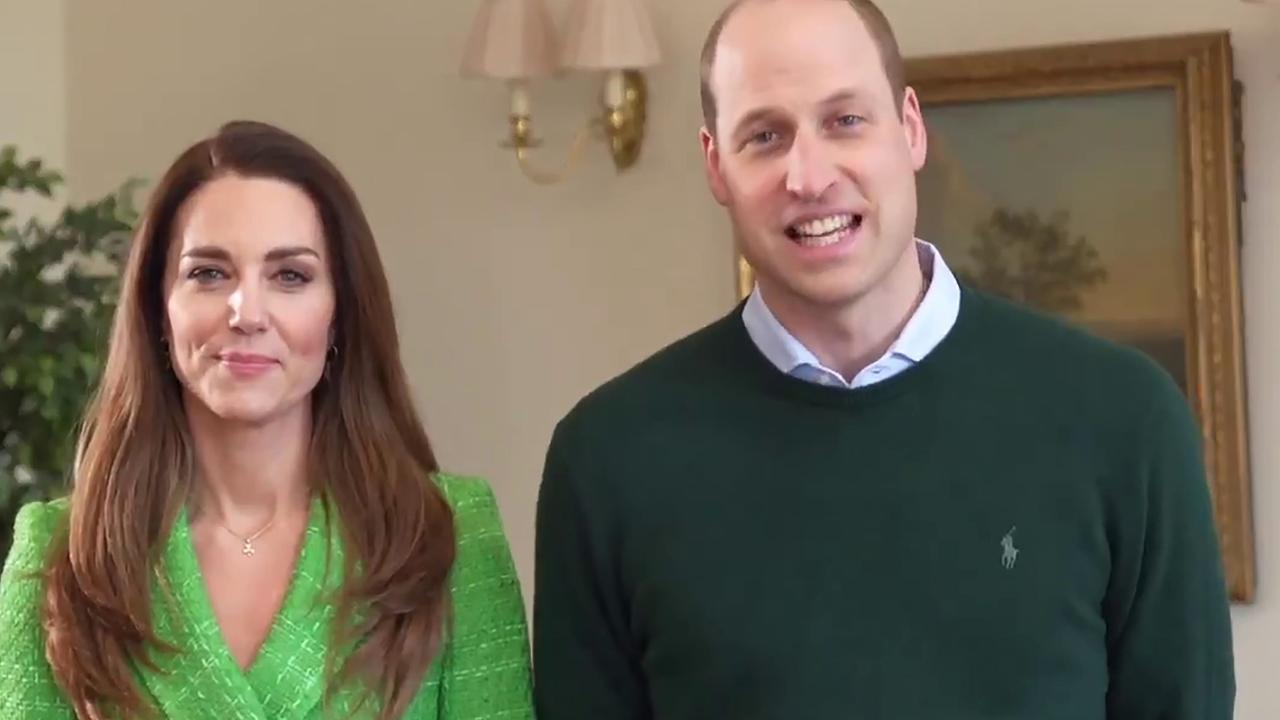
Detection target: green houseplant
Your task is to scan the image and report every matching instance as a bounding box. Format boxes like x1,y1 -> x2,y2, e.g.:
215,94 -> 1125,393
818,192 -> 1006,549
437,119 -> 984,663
0,146 -> 137,566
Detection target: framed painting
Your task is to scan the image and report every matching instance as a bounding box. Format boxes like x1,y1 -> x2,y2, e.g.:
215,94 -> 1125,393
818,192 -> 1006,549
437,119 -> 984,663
734,33 -> 1254,602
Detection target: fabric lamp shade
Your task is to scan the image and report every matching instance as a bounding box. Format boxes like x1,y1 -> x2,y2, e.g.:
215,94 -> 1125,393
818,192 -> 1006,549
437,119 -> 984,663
460,0 -> 560,79
559,0 -> 660,70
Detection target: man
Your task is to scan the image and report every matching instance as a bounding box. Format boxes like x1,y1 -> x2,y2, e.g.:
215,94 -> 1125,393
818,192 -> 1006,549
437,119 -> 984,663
533,0 -> 1235,717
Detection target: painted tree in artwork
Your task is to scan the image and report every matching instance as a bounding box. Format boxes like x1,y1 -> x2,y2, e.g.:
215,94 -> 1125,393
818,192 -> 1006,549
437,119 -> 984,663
956,208 -> 1109,314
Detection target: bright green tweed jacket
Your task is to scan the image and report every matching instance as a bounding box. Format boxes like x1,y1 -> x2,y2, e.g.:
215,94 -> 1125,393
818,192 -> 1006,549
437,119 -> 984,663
0,473 -> 535,719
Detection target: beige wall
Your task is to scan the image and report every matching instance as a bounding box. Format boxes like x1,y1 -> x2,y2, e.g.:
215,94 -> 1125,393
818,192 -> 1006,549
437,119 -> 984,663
0,0 -> 66,221
51,0 -> 1280,715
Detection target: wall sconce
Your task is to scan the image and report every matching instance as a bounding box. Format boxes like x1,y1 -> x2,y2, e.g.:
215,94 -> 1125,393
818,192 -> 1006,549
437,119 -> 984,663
461,0 -> 661,184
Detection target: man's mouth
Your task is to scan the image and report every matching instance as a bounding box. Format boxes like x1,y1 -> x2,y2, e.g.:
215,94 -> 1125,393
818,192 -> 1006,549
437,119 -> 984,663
784,213 -> 862,247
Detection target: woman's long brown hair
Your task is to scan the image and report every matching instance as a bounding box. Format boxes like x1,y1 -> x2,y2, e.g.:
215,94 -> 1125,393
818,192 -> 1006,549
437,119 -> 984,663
42,121 -> 456,719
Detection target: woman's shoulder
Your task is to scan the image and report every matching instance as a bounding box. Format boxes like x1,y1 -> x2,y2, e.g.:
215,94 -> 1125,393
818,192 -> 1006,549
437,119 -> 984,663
431,472 -> 517,576
432,472 -> 502,525
432,471 -> 494,503
0,499 -> 71,715
4,498 -> 70,574
1,496 -> 69,612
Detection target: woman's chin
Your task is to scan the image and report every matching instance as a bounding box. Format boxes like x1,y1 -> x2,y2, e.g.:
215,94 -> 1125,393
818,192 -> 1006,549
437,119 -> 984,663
192,392 -> 305,427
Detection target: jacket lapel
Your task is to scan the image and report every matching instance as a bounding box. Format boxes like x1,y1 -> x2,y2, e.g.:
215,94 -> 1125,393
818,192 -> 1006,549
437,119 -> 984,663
140,508 -> 268,720
245,500 -> 343,719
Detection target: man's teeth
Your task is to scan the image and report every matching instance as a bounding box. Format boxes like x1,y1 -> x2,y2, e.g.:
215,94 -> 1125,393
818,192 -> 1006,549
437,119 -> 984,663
797,233 -> 842,247
790,214 -> 855,246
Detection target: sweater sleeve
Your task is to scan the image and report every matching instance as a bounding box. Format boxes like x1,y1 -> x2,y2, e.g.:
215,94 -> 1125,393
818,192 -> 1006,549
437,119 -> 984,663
0,500 -> 73,718
1103,378 -> 1235,719
533,423 -> 651,720
435,474 -> 535,720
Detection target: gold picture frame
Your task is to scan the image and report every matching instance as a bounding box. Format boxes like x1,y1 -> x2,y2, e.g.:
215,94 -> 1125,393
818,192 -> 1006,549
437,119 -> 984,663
734,33 -> 1254,602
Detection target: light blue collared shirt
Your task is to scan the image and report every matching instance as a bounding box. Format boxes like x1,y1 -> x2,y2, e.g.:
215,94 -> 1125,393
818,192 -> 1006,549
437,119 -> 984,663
741,240 -> 961,389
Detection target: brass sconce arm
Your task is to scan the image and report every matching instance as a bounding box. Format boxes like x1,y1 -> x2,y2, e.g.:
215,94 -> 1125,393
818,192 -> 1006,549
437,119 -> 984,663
500,70 -> 649,185
504,115 -> 602,185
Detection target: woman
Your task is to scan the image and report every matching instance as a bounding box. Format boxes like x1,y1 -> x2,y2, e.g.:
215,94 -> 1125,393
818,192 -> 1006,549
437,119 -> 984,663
0,121 -> 534,719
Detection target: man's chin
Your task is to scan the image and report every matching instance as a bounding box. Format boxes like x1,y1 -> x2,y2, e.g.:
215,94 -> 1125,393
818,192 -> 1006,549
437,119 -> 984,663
759,271 -> 871,312
795,285 -> 870,311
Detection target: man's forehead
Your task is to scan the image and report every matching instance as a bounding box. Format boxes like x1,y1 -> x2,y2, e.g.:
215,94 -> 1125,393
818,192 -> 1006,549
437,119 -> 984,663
711,0 -> 879,92
711,6 -> 880,111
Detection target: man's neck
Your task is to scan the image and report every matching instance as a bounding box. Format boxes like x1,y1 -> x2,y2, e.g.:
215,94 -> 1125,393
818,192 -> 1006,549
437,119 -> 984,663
760,243 -> 927,382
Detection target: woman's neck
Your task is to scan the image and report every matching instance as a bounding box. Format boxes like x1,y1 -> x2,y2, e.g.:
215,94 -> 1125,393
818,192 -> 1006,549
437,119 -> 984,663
184,398 -> 313,530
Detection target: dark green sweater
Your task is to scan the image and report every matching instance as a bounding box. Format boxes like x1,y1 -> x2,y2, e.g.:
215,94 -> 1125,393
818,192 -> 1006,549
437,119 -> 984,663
534,289 -> 1234,719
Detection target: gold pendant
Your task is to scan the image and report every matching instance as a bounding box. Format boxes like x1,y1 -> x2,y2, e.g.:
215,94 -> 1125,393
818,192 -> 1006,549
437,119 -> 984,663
242,539 -> 256,557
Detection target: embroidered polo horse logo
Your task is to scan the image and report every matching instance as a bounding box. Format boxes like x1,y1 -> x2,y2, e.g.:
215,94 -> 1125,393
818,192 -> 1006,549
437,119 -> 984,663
1001,526 -> 1019,569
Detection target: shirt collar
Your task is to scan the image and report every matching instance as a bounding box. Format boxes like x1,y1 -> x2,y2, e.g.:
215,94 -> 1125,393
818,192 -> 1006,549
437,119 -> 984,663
741,239 -> 961,376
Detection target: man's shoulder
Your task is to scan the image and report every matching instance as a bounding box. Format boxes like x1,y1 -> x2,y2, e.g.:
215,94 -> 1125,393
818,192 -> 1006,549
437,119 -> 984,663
966,288 -> 1184,410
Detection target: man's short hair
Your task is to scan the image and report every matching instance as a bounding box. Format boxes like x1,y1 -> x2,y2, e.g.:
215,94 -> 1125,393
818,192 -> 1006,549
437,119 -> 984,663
699,0 -> 906,136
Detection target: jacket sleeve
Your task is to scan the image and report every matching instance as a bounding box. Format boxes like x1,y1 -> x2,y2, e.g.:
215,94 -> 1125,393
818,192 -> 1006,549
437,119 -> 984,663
1103,378 -> 1235,719
0,500 -> 74,718
436,475 -> 535,720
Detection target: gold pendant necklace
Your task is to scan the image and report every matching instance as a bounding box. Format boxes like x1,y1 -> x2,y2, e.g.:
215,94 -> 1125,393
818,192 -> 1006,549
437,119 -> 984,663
219,518 -> 275,557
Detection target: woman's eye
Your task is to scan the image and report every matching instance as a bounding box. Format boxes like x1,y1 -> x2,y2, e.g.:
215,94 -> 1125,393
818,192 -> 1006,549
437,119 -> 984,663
188,267 -> 227,283
276,269 -> 311,286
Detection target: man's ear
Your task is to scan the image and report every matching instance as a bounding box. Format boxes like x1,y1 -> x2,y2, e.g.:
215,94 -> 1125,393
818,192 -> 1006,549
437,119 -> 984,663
701,127 -> 731,206
901,87 -> 927,171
